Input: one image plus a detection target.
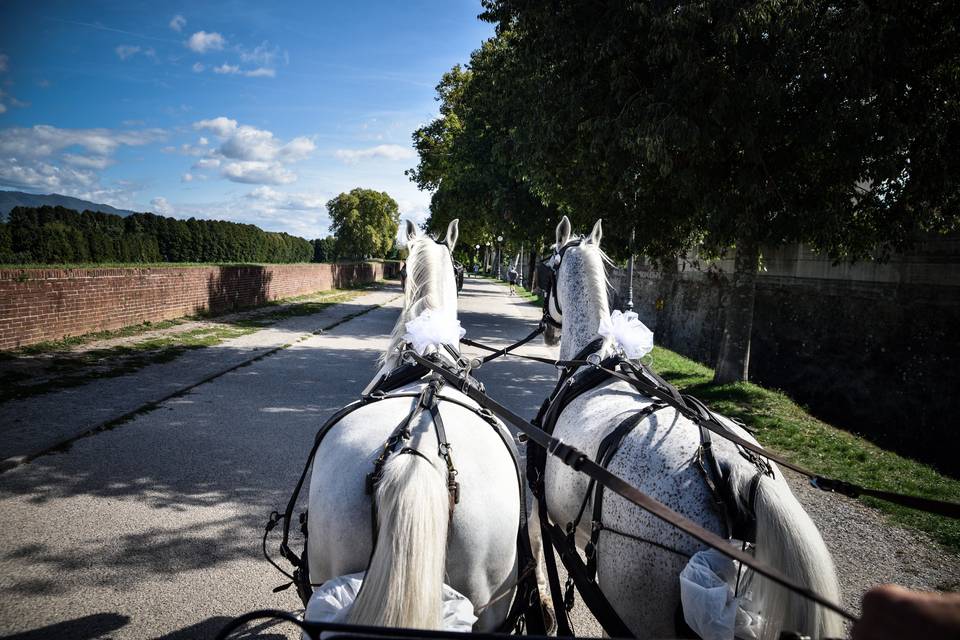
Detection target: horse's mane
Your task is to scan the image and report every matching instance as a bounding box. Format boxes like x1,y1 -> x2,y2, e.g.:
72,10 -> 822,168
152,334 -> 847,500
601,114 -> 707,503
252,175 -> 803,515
380,235 -> 455,368
572,240 -> 616,317
560,239 -> 619,358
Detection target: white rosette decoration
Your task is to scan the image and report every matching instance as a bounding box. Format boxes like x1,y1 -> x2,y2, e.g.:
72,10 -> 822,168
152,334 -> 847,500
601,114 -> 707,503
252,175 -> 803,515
403,309 -> 466,355
598,310 -> 654,359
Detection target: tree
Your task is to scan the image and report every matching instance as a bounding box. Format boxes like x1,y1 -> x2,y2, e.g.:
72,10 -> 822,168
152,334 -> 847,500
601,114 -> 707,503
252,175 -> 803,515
327,188 -> 400,259
311,236 -> 339,263
408,39 -> 559,282
482,0 -> 960,382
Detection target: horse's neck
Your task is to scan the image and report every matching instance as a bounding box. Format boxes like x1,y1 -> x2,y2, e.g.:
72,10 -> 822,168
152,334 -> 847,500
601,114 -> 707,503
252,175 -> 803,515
378,251 -> 459,376
559,278 -> 610,362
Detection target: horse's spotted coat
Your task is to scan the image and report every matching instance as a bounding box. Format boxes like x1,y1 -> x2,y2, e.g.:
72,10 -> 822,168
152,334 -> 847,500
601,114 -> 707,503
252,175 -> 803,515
541,218 -> 842,639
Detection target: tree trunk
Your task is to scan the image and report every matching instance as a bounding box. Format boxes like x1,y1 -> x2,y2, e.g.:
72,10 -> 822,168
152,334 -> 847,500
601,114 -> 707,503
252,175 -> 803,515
527,249 -> 537,290
713,239 -> 759,384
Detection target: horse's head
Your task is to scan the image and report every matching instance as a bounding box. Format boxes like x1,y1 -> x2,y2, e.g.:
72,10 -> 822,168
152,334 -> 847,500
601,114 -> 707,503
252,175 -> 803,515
541,215 -> 609,357
381,218 -> 460,369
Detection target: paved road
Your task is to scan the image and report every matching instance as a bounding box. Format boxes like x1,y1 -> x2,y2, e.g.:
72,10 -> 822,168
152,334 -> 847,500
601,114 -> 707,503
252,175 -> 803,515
0,277 -> 597,639
0,287 -> 401,471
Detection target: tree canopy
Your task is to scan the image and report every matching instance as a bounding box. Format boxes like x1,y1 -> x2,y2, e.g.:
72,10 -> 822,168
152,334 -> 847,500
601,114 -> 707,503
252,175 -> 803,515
410,0 -> 960,381
327,188 -> 400,260
481,0 -> 960,262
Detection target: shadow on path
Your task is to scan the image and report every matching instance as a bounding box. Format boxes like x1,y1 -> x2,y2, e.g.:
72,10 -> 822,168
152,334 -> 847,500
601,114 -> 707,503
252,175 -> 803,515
0,613 -> 130,640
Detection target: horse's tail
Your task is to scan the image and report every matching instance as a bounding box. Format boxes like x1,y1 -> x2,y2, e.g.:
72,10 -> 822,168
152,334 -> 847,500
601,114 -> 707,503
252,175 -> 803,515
349,452 -> 449,629
743,472 -> 844,640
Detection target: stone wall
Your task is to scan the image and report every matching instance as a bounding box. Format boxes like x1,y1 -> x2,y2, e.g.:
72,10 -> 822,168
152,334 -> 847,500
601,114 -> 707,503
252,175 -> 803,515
0,262 -> 398,351
609,237 -> 960,475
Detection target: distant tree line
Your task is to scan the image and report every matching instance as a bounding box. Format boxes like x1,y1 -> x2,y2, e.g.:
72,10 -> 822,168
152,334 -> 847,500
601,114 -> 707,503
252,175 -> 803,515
0,206 -> 313,264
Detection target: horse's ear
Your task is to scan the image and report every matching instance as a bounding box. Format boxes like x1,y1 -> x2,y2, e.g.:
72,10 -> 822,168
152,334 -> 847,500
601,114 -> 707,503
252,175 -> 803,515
405,219 -> 417,241
587,219 -> 602,245
445,218 -> 459,250
555,215 -> 571,249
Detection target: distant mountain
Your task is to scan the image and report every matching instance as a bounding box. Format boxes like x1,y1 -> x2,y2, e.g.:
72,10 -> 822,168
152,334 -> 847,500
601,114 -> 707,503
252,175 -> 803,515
0,191 -> 140,221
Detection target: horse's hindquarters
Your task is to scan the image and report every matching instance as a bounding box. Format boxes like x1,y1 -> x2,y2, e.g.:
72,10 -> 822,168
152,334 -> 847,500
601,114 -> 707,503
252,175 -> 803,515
306,392 -> 521,631
545,383 -> 726,639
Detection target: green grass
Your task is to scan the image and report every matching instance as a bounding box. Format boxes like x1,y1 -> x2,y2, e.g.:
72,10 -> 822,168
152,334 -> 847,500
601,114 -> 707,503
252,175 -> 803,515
649,346 -> 960,553
0,325 -> 259,403
16,318 -> 188,354
494,275 -> 960,552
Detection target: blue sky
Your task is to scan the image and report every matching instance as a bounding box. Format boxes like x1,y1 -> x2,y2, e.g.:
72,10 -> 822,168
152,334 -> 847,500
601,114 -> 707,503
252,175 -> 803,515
0,1 -> 494,238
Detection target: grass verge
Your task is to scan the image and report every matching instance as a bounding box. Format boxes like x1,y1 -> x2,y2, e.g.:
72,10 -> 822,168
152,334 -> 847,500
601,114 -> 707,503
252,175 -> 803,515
494,275 -> 960,553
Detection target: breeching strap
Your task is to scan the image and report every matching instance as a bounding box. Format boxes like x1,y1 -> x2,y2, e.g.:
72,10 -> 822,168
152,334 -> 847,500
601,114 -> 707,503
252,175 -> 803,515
403,349 -> 859,624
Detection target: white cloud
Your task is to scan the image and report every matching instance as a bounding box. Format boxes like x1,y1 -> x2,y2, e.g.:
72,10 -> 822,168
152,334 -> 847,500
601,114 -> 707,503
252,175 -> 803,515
170,14 -> 186,32
186,31 -> 225,53
239,42 -> 282,67
188,117 -> 313,185
192,62 -> 205,73
0,160 -> 97,193
279,137 -> 316,161
246,186 -> 327,210
198,136 -> 209,145
193,157 -> 221,169
0,125 -> 164,200
0,104 -> 6,115
182,173 -> 194,182
150,196 -> 173,214
213,63 -> 240,75
220,126 -> 279,161
115,45 -> 141,60
0,54 -> 8,73
0,125 -> 165,158
334,144 -> 415,164
221,160 -> 295,185
62,154 -> 112,170
211,63 -> 274,78
193,116 -> 237,137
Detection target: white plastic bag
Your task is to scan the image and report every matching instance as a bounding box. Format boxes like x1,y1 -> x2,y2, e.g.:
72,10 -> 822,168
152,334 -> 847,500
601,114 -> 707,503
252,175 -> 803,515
679,548 -> 763,640
303,572 -> 478,637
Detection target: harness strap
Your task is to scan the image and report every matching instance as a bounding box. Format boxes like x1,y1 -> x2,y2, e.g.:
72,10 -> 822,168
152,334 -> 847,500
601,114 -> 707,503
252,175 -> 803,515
461,324 -> 544,364
581,403 -> 669,580
542,517 -> 636,638
425,383 -> 460,507
537,496 -> 574,637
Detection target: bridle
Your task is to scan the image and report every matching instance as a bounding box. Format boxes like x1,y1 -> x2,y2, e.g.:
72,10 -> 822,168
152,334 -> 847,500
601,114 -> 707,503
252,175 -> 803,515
539,235 -> 588,330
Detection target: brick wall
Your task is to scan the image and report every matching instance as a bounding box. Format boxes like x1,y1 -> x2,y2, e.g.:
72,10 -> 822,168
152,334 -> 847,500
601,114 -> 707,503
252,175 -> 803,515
0,262 -> 398,351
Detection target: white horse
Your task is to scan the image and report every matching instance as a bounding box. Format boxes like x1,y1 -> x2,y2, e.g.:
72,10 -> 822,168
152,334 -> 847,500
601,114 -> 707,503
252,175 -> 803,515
305,219 -> 523,631
537,216 -> 843,640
